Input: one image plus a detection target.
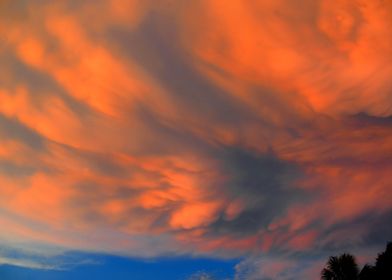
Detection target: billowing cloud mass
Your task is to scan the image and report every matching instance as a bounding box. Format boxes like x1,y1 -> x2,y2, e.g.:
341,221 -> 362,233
0,0 -> 391,278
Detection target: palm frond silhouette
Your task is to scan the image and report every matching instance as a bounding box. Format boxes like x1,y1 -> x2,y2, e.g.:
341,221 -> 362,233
321,254 -> 359,280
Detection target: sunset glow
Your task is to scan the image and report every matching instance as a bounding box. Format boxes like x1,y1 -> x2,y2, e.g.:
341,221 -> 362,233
0,1 -> 391,279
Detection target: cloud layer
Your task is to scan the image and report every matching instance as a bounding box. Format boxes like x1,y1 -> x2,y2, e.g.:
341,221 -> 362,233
1,0 -> 391,278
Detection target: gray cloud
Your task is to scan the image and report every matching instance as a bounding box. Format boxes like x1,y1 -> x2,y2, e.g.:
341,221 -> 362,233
0,114 -> 45,150
207,147 -> 306,237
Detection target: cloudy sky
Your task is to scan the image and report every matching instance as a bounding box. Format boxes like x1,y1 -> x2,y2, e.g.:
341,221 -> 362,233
0,0 -> 391,279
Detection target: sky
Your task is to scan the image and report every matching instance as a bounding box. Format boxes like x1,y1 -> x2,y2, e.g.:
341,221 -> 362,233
0,0 -> 391,279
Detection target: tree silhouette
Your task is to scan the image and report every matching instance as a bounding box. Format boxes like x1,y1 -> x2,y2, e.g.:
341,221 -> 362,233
321,254 -> 359,280
358,264 -> 376,280
374,242 -> 392,280
321,242 -> 392,280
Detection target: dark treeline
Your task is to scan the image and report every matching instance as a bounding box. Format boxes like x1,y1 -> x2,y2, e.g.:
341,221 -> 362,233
321,242 -> 392,280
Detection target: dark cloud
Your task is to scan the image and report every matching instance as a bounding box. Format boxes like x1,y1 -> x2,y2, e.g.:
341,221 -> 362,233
206,147 -> 306,236
0,114 -> 45,150
349,112 -> 392,127
108,12 -> 257,126
0,160 -> 37,177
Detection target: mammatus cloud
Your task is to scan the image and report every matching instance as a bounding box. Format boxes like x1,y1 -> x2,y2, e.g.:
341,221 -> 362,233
0,0 -> 391,278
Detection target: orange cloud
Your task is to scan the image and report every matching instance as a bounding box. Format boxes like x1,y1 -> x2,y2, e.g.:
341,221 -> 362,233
0,1 -> 391,275
181,0 -> 392,117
